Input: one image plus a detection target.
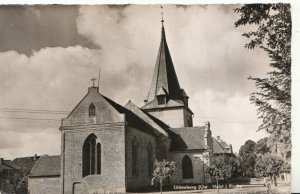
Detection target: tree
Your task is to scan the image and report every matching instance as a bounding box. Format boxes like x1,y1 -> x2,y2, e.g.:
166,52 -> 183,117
207,155 -> 239,193
255,153 -> 284,186
238,140 -> 257,177
151,160 -> 176,194
234,4 -> 291,155
254,137 -> 270,155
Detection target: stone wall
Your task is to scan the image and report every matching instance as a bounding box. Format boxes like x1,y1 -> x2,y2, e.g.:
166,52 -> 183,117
28,177 -> 60,194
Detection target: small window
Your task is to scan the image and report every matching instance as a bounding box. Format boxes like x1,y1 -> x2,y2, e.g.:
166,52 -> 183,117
157,96 -> 166,105
89,103 -> 96,117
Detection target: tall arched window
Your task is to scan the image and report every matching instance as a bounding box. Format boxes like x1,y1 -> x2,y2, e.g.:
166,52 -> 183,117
82,134 -> 101,177
182,155 -> 193,179
148,142 -> 153,176
89,103 -> 96,117
132,137 -> 138,176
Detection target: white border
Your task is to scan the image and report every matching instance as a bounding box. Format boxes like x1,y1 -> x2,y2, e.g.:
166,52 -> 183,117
0,0 -> 299,192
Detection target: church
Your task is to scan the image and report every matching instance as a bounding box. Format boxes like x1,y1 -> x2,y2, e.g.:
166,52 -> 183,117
27,20 -> 233,194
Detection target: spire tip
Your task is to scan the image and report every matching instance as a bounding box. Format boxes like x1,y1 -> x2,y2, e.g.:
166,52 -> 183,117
160,5 -> 164,27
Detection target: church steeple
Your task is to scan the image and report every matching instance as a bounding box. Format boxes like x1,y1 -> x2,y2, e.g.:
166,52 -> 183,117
144,21 -> 182,103
142,17 -> 193,128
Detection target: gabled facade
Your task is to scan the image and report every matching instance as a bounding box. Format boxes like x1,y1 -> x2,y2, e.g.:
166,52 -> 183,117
60,86 -> 127,193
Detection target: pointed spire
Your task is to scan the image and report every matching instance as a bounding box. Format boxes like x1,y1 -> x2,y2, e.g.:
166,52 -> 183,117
144,17 -> 182,103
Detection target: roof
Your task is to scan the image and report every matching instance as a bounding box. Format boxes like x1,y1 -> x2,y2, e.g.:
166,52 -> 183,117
29,155 -> 60,177
170,126 -> 207,151
212,137 -> 233,154
0,159 -> 20,170
125,101 -> 169,137
12,156 -> 40,173
103,95 -> 181,138
144,25 -> 182,103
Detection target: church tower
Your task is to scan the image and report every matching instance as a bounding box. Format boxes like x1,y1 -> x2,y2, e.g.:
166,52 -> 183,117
142,21 -> 193,128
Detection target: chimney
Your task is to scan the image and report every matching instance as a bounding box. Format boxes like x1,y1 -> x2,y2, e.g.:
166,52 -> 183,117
34,154 -> 37,161
204,121 -> 211,148
0,158 -> 3,164
217,136 -> 221,141
205,121 -> 210,129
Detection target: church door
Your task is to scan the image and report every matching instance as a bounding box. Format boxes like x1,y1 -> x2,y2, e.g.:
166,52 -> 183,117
73,182 -> 83,194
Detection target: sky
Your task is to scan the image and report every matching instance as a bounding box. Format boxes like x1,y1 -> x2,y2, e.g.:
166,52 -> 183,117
0,4 -> 272,159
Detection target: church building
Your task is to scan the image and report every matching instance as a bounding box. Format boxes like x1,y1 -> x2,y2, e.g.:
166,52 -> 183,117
28,20 -> 233,194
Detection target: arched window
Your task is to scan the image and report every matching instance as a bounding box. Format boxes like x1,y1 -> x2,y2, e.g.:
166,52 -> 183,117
132,137 -> 138,176
148,142 -> 153,176
182,155 -> 193,179
82,134 -> 101,177
89,103 -> 96,117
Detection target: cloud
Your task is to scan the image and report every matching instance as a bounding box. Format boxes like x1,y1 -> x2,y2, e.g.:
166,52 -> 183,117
190,89 -> 268,153
0,128 -> 60,159
0,5 -> 271,159
0,5 -> 98,56
0,46 -> 103,159
75,4 -> 271,153
77,5 -> 270,102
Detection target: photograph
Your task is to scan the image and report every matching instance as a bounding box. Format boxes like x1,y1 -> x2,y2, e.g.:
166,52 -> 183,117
0,3 -> 294,194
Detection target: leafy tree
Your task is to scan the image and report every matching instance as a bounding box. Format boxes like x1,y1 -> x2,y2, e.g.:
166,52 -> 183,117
151,160 -> 176,194
238,140 -> 257,177
255,153 -> 284,186
211,155 -> 240,180
234,4 -> 291,155
254,137 -> 270,155
207,155 -> 240,192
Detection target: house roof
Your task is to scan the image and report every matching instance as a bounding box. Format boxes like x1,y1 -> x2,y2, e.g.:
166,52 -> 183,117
144,24 -> 182,103
12,156 -> 40,173
0,159 -> 20,170
212,137 -> 232,154
170,126 -> 207,151
29,155 -> 60,177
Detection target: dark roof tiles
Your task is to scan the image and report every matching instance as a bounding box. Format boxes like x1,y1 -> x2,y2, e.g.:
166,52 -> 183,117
212,137 -> 232,154
145,26 -> 182,103
170,126 -> 206,151
29,155 -> 60,177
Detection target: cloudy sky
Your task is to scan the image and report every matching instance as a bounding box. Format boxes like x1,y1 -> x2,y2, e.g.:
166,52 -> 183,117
0,4 -> 272,159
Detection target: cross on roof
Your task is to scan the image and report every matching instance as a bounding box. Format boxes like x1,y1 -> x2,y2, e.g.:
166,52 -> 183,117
160,5 -> 164,23
91,77 -> 97,87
